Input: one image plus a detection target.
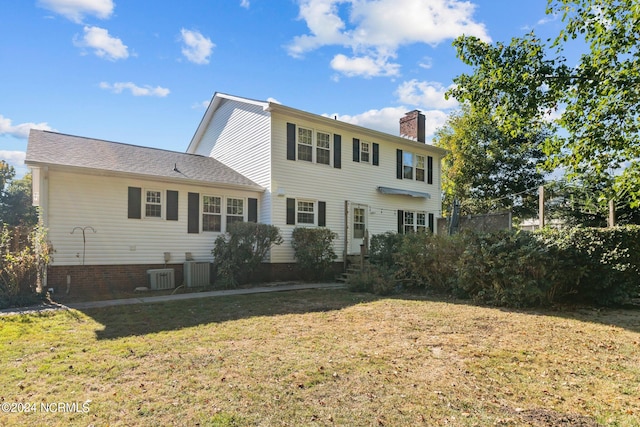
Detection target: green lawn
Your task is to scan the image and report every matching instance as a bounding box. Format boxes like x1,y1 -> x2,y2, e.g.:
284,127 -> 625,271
1,289 -> 639,426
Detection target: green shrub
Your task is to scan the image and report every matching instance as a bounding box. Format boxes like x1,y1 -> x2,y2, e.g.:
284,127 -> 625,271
212,222 -> 283,288
453,230 -> 556,307
291,227 -> 338,281
369,232 -> 405,268
0,224 -> 51,308
346,265 -> 397,295
534,226 -> 640,305
395,232 -> 466,292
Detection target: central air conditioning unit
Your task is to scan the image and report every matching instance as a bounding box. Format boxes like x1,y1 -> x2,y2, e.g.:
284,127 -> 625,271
184,261 -> 210,287
147,268 -> 175,290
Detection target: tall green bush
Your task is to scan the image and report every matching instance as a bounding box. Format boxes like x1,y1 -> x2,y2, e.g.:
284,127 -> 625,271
535,226 -> 640,305
395,232 -> 466,292
212,222 -> 282,288
454,230 -> 556,307
291,227 -> 337,281
362,226 -> 640,307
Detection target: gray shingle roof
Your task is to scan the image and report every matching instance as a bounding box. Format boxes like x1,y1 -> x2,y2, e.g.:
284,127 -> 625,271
25,130 -> 263,190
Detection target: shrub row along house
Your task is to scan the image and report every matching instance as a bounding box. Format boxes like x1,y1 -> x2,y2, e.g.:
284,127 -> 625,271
25,92 -> 445,295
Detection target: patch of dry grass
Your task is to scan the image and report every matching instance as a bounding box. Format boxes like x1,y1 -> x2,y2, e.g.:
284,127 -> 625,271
1,289 -> 639,426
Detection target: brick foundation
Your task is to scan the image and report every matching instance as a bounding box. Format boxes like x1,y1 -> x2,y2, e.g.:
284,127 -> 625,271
46,262 -> 345,298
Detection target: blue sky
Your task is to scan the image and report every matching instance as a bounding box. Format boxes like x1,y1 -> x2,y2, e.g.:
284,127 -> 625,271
1,0 -> 564,177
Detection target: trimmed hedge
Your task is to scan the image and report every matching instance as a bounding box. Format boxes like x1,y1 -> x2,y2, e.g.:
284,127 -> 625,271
353,226 -> 640,307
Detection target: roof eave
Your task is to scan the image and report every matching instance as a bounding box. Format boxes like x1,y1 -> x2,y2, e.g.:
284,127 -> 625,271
266,102 -> 449,156
24,161 -> 265,193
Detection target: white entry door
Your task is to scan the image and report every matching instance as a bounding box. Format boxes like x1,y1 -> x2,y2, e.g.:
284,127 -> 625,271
351,205 -> 368,254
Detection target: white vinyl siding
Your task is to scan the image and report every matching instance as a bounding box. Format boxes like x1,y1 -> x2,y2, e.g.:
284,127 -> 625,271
192,99 -> 272,224
269,112 -> 443,262
45,170 -> 260,266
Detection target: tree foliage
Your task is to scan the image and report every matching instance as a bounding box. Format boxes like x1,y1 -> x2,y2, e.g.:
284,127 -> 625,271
449,0 -> 640,205
0,161 -> 38,228
434,105 -> 546,218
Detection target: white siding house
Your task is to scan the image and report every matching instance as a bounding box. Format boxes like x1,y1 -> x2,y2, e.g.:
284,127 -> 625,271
25,92 -> 446,295
25,130 -> 264,295
187,93 -> 447,264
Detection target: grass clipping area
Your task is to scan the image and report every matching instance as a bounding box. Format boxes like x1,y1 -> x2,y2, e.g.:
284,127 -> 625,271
1,289 -> 639,426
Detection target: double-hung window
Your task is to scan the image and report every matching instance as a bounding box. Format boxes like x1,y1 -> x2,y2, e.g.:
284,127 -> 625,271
399,210 -> 433,234
416,155 -> 425,182
202,195 -> 222,232
416,212 -> 427,233
403,152 -> 414,180
360,142 -> 370,163
297,200 -> 315,224
403,211 -> 415,234
145,190 -> 162,218
226,198 -> 244,226
316,131 -> 331,165
297,127 -> 313,162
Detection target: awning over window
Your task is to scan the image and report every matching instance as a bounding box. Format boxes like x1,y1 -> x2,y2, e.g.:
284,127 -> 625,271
377,186 -> 431,199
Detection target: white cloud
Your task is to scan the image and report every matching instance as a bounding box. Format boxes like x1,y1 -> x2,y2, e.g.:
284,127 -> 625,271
99,82 -> 170,97
38,0 -> 114,23
0,151 -> 27,165
418,56 -> 433,69
288,0 -> 491,77
180,29 -> 215,65
396,80 -> 459,110
240,0 -> 250,9
192,100 -> 211,110
329,106 -> 408,135
328,106 -> 450,140
330,53 -> 400,78
74,26 -> 129,60
0,115 -> 55,139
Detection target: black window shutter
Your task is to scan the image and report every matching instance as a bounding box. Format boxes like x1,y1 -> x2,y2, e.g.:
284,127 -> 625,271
248,198 -> 258,223
166,190 -> 178,221
397,210 -> 404,234
396,149 -> 403,179
318,201 -> 326,227
333,134 -> 341,169
128,187 -> 141,219
286,122 -> 296,161
286,198 -> 296,225
352,138 -> 360,162
428,213 -> 435,233
188,192 -> 199,234
427,156 -> 433,184
372,143 -> 379,166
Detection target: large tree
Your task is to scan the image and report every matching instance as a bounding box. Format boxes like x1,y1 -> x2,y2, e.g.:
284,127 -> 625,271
434,105 -> 546,218
449,0 -> 640,206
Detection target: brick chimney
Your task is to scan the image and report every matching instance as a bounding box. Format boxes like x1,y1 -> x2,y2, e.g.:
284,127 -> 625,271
399,110 -> 426,143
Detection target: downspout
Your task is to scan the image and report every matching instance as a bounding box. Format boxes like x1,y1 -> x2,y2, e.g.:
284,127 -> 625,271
343,200 -> 349,271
